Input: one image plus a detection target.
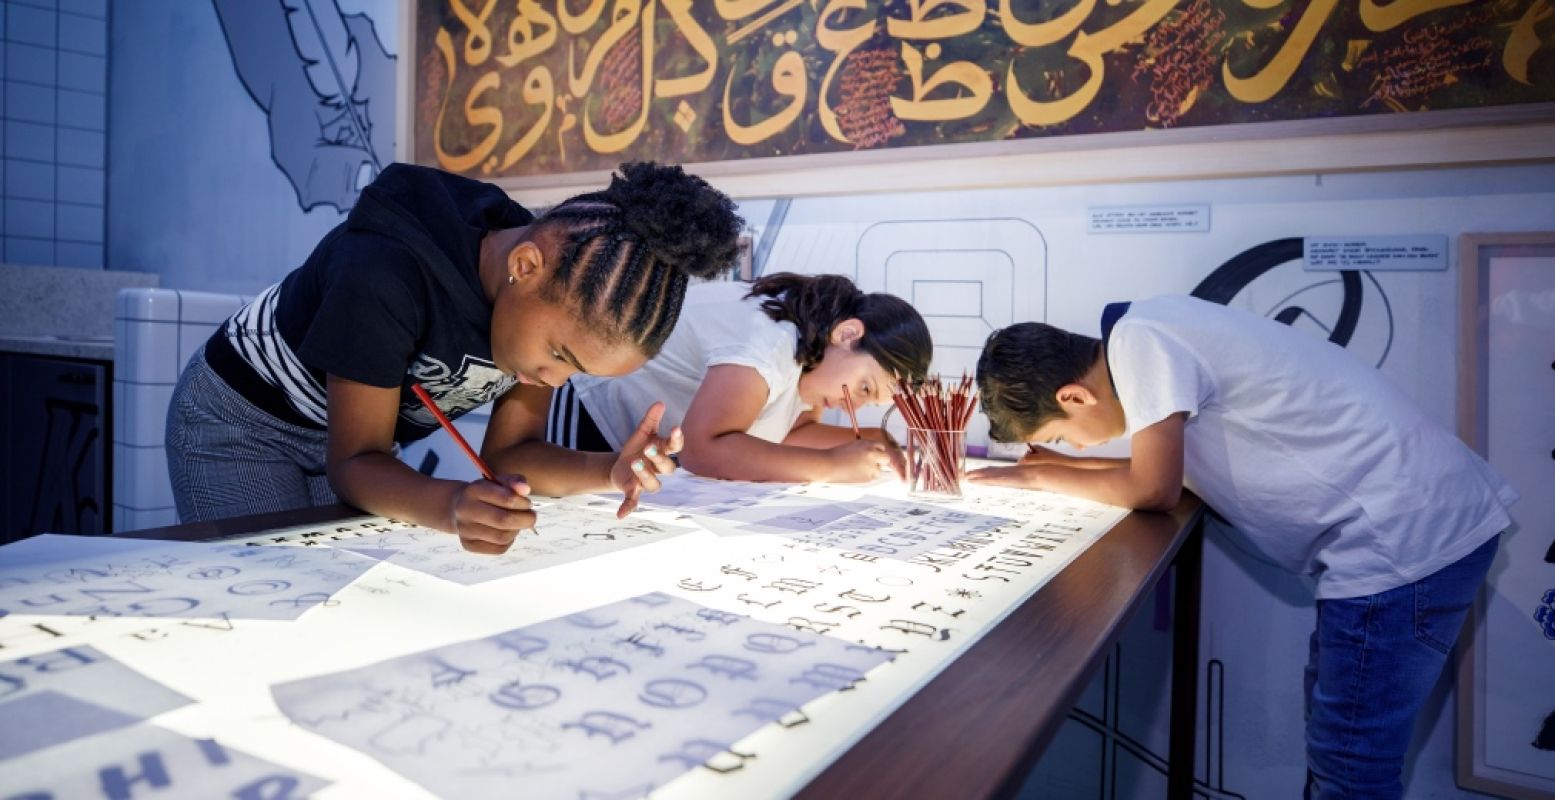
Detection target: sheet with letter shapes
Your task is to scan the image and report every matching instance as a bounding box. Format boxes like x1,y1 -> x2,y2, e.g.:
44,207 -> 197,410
0,469 -> 1128,799
271,592 -> 893,798
333,503 -> 697,585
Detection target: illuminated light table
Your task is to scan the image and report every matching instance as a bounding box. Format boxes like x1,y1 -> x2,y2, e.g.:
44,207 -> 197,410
7,472 -> 1204,799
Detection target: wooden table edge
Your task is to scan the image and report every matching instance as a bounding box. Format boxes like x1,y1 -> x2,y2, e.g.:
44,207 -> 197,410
795,493 -> 1205,799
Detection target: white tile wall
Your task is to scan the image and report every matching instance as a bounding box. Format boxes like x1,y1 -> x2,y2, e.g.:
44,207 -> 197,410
114,318 -> 179,384
115,381 -> 173,447
113,287 -> 245,531
0,0 -> 110,268
175,291 -> 244,325
112,440 -> 172,509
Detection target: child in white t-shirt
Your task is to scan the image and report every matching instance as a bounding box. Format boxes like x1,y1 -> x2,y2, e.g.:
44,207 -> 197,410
487,274 -> 932,513
969,295 -> 1516,799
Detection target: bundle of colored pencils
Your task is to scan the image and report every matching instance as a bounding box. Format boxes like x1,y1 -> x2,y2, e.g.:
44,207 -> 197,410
892,374 -> 977,496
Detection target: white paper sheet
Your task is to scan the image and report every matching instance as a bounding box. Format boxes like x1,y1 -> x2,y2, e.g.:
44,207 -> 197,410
272,592 -> 894,799
0,645 -> 192,761
0,721 -> 330,799
0,535 -> 375,620
336,505 -> 697,585
684,494 -> 1018,561
629,473 -> 798,514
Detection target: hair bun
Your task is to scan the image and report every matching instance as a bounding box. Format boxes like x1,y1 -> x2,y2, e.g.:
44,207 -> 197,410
605,162 -> 743,280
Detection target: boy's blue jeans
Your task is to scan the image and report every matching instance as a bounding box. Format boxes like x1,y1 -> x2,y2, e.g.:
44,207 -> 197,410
1304,535 -> 1499,799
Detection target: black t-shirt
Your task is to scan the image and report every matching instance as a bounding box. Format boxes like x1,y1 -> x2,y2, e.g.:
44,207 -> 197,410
205,164 -> 533,444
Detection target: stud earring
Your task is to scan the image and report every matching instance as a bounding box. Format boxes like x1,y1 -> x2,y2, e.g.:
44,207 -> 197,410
507,275 -> 516,285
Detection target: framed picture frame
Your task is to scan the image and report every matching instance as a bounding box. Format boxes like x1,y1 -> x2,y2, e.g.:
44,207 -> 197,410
1456,232 -> 1555,800
396,2 -> 1555,204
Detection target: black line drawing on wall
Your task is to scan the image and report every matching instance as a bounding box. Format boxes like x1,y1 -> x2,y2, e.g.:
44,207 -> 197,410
856,218 -> 1049,380
214,0 -> 396,212
1059,649 -> 1248,799
1190,238 -> 1396,368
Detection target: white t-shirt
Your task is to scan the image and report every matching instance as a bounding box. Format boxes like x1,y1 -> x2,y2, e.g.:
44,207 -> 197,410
569,281 -> 808,450
1107,295 -> 1517,599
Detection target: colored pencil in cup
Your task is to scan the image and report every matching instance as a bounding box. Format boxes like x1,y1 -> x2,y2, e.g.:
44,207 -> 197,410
411,383 -> 497,483
891,374 -> 977,496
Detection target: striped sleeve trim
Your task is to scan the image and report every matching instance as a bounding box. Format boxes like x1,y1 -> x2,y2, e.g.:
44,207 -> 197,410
224,283 -> 330,426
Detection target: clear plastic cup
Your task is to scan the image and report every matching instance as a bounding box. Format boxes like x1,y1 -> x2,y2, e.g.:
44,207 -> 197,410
906,426 -> 967,499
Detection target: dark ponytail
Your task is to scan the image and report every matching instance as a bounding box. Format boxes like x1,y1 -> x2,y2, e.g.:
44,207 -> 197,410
535,162 -> 743,356
747,273 -> 932,383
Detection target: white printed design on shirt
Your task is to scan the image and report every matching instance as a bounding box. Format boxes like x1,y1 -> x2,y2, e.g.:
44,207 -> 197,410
401,353 -> 516,426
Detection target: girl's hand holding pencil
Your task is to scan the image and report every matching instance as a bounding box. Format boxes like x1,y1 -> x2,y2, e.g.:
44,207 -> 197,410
826,439 -> 897,483
448,476 -> 535,555
837,384 -> 906,481
412,383 -> 535,555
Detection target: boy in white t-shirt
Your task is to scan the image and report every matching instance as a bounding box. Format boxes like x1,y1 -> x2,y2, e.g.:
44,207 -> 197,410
969,295 -> 1517,799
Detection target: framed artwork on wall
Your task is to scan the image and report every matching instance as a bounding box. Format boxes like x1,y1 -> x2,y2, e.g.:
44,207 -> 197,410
399,0 -> 1555,198
1456,232 -> 1555,800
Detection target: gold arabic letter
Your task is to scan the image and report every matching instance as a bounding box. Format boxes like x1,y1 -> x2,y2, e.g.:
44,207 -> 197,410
498,66 -> 556,169
891,42 -> 994,121
433,28 -> 503,172
584,0 -> 658,153
1222,0 -> 1338,102
816,0 -> 877,143
561,0 -> 609,34
1359,0 -> 1472,33
888,0 -> 987,40
1001,0 -> 1095,47
497,0 -> 559,67
1504,0 -> 1552,85
449,0 -> 498,66
570,0 -> 642,97
716,0 -> 788,21
657,0 -> 719,97
722,50 -> 808,145
1007,0 -> 1178,125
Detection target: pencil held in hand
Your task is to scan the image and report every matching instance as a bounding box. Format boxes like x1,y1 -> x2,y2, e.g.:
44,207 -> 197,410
411,383 -> 498,483
841,384 -> 862,440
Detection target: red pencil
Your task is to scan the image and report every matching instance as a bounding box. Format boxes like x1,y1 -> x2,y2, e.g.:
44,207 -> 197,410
841,384 -> 862,440
411,383 -> 497,483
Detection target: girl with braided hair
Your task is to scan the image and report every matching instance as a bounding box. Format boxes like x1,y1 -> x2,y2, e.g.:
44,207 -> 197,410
166,162 -> 742,554
494,272 -> 932,488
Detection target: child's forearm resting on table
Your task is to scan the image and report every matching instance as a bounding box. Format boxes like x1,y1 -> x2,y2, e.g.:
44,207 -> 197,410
1024,463 -> 1180,510
974,414 -> 1186,510
485,440 -> 617,496
784,420 -> 893,449
679,430 -> 843,482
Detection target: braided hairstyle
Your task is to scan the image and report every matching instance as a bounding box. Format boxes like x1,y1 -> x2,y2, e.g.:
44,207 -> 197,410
534,162 -> 743,356
747,273 -> 932,384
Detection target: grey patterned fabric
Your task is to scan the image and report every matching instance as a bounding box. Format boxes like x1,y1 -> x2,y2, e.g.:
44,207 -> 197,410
166,346 -> 336,523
